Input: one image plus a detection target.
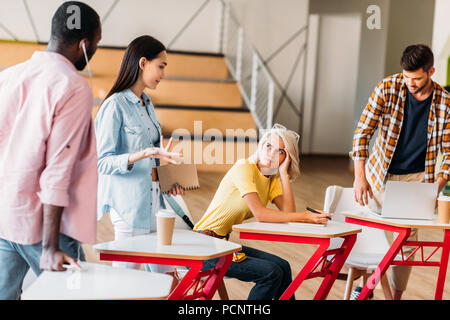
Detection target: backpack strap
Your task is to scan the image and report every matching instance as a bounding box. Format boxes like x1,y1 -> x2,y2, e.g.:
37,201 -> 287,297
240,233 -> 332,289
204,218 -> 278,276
162,194 -> 195,229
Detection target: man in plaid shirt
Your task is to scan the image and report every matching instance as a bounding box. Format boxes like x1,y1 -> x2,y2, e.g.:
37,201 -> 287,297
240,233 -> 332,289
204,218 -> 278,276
352,44 -> 450,299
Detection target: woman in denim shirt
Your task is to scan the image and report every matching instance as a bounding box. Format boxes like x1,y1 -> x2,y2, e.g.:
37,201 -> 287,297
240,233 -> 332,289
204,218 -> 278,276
94,35 -> 182,277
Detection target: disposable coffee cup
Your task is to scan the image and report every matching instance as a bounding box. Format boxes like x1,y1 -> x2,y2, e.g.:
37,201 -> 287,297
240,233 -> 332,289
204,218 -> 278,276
156,209 -> 176,245
438,195 -> 450,224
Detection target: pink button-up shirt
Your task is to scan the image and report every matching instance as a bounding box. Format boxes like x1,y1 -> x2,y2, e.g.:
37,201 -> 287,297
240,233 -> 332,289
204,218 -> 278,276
0,51 -> 97,245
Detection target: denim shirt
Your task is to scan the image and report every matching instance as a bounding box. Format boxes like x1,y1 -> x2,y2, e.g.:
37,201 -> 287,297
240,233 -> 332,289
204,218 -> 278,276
94,89 -> 166,229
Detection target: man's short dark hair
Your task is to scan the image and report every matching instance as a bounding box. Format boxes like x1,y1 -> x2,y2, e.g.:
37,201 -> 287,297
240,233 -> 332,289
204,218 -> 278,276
50,1 -> 100,45
400,44 -> 434,72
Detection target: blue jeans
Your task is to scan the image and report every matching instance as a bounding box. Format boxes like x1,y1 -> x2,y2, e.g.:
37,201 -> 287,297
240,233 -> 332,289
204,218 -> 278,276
0,233 -> 85,300
203,245 -> 294,300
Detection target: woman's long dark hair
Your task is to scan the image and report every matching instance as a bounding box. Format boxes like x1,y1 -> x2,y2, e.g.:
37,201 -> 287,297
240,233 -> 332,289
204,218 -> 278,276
104,35 -> 166,102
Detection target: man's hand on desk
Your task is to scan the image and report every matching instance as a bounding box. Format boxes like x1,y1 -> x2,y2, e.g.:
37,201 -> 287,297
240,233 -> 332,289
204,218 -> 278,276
40,247 -> 79,271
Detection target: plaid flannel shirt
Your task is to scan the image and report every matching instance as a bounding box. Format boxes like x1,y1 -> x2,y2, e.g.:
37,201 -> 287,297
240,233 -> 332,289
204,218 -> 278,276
352,73 -> 450,191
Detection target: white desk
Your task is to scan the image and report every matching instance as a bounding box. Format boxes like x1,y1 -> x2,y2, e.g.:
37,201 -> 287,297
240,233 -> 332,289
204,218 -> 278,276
233,221 -> 362,238
21,261 -> 173,300
343,210 -> 450,300
343,210 -> 450,230
232,221 -> 361,300
94,229 -> 242,300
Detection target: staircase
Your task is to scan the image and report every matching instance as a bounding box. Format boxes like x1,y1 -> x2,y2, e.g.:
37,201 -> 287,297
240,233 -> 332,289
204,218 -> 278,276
153,51 -> 258,172
88,47 -> 259,171
0,42 -> 258,172
0,1 -> 281,173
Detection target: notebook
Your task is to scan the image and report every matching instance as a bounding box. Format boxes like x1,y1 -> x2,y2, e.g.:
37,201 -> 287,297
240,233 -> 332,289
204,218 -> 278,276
156,164 -> 200,193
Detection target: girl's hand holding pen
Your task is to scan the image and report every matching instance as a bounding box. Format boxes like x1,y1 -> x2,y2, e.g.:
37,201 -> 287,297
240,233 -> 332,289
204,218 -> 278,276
306,207 -> 332,224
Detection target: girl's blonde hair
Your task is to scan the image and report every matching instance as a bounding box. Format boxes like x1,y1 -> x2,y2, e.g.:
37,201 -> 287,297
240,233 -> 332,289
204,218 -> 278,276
249,124 -> 300,182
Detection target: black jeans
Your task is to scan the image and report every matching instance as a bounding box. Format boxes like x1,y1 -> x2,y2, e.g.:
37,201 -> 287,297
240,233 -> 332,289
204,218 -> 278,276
203,245 -> 294,300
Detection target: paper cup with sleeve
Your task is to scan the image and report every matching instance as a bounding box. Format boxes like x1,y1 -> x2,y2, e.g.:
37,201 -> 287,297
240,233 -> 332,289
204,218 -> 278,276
156,209 -> 176,245
438,195 -> 450,224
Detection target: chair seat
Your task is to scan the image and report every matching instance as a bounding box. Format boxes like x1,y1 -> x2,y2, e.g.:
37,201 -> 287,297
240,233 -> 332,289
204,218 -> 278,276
345,252 -> 403,270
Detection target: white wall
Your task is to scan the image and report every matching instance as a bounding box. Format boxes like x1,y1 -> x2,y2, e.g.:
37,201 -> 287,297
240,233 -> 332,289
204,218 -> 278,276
432,0 -> 450,63
432,0 -> 450,85
309,13 -> 361,155
228,0 -> 309,134
352,0 -> 390,155
0,0 -> 223,52
308,0 -> 390,155
0,0 -> 50,41
384,0 -> 435,76
307,0 -> 436,156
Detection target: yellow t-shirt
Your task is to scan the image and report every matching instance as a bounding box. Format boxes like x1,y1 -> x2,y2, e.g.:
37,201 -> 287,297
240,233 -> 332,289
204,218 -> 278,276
194,159 -> 283,237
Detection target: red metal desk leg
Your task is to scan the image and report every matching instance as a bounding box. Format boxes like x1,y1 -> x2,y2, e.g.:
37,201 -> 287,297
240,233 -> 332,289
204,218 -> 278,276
200,254 -> 233,300
168,261 -> 203,300
239,232 -> 332,300
279,238 -> 330,300
435,229 -> 450,300
314,233 -> 357,300
239,231 -> 357,300
345,217 -> 411,300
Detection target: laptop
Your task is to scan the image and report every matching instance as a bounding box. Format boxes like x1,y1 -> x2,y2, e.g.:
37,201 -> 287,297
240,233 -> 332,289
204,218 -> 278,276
370,181 -> 438,220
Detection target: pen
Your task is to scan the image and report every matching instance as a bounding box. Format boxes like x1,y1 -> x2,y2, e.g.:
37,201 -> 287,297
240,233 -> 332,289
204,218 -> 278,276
306,207 -> 332,220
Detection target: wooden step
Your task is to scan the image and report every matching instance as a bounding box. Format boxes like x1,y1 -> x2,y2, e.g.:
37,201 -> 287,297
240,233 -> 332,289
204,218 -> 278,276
89,49 -> 229,79
155,107 -> 257,138
89,77 -> 243,109
145,80 -> 242,108
0,42 -> 45,68
92,105 -> 100,119
86,47 -> 123,77
91,105 -> 258,172
90,77 -> 243,108
89,76 -> 116,103
161,138 -> 259,172
91,105 -> 258,141
0,43 -> 229,80
165,52 -> 229,79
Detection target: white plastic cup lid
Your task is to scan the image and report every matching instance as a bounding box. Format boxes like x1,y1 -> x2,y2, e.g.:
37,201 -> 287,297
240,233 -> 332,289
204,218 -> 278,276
156,209 -> 176,218
438,195 -> 450,202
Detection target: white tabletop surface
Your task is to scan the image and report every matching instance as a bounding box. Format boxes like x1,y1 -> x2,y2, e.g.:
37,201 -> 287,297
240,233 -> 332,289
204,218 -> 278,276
21,262 -> 173,300
232,221 -> 362,238
343,209 -> 450,229
95,229 -> 242,260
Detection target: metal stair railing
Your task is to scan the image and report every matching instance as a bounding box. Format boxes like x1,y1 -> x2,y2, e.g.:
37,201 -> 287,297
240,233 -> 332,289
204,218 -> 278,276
220,1 -> 274,132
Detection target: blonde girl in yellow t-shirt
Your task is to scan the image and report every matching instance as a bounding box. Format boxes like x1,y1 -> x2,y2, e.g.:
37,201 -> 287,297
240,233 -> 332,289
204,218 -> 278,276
195,124 -> 330,300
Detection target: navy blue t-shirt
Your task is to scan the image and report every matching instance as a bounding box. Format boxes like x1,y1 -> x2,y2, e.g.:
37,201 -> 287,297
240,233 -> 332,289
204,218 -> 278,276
388,89 -> 432,175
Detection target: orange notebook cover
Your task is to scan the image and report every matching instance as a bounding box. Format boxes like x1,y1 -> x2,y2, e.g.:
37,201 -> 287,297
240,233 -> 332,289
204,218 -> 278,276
156,164 -> 200,193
